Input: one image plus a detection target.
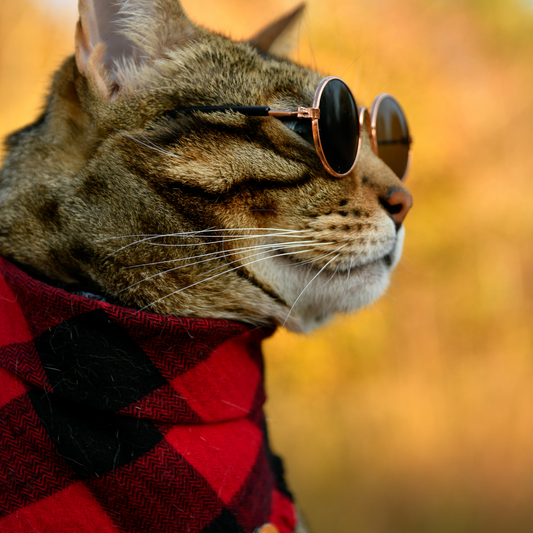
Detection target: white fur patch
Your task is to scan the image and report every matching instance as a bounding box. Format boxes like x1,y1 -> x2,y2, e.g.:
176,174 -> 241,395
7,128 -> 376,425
250,225 -> 405,332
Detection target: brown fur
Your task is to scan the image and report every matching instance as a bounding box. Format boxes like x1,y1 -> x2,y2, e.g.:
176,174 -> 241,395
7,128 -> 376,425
0,0 -> 411,332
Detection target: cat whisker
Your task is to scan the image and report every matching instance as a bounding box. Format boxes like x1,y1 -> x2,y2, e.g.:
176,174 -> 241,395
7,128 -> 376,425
100,227 -> 308,242
287,246 -> 339,267
324,265 -> 340,287
123,239 -> 322,269
119,242 -> 319,294
144,233 -> 315,248
103,228 -> 312,257
107,234 -> 314,257
282,243 -> 349,327
140,247 -> 318,311
107,234 -> 308,257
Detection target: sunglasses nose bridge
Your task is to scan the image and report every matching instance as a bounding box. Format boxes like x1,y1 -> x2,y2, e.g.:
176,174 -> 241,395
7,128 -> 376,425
357,107 -> 376,157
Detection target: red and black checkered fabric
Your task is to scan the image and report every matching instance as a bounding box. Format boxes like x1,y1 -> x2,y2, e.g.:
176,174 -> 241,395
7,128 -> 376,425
0,257 -> 296,533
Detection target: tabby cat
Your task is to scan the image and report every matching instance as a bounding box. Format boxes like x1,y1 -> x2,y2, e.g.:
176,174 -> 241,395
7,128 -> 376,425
0,0 -> 411,332
0,1 -> 412,531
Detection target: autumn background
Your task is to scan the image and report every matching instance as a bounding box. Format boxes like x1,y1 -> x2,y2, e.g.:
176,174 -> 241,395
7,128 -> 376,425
2,0 -> 533,531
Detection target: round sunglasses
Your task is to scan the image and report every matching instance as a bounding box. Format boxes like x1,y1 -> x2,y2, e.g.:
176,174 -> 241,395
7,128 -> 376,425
169,76 -> 412,180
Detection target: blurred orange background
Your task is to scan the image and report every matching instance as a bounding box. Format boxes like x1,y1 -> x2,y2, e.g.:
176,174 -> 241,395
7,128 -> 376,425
2,0 -> 533,531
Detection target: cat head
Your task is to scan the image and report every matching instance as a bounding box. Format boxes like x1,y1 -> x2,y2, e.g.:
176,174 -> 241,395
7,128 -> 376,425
0,0 -> 412,332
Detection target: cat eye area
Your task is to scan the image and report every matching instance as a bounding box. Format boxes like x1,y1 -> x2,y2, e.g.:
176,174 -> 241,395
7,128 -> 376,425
169,76 -> 412,180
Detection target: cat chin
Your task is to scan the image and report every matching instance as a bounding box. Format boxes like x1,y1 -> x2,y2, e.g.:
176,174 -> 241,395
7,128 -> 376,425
279,261 -> 391,333
259,226 -> 405,333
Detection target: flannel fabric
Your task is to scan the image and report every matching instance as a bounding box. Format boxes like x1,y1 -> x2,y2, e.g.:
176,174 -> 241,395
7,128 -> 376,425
0,257 -> 296,533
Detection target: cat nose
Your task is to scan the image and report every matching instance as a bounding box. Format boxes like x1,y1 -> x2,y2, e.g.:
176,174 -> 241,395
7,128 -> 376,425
380,187 -> 413,226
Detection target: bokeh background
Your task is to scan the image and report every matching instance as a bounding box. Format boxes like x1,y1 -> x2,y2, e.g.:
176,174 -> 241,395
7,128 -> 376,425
2,0 -> 533,531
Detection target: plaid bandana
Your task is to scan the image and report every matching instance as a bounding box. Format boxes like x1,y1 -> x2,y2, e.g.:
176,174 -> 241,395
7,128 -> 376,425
0,257 -> 296,533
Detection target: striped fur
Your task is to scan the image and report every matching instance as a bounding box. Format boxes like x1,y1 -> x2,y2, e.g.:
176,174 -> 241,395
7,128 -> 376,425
0,0 -> 410,332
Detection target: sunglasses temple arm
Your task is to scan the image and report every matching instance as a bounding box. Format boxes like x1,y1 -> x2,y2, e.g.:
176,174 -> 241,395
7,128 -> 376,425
169,106 -> 272,117
268,107 -> 320,119
168,106 -> 320,119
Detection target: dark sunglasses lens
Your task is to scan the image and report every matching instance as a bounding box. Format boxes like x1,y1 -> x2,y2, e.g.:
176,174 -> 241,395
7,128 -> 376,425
318,79 -> 358,175
375,96 -> 410,179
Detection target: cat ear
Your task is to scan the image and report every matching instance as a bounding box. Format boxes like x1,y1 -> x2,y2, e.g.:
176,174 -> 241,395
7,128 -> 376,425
75,0 -> 197,100
248,3 -> 305,58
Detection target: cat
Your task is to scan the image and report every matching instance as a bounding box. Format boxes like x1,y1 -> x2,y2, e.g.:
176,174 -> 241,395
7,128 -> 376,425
0,1 -> 412,532
0,0 -> 411,333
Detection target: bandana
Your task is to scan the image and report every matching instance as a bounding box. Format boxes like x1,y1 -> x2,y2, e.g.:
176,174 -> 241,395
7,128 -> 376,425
0,257 -> 296,533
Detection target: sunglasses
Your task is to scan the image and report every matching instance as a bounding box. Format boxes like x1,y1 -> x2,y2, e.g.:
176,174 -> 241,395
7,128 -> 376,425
170,76 -> 412,180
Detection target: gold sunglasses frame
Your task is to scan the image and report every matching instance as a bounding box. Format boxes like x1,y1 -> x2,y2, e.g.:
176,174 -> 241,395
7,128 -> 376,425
268,77 -> 412,180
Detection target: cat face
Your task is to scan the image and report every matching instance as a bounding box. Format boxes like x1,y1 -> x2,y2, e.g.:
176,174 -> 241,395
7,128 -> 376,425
0,0 -> 412,332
